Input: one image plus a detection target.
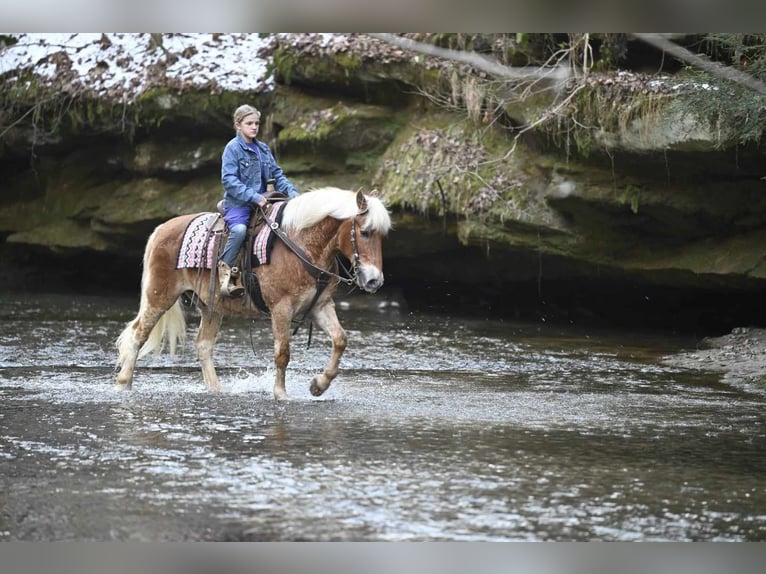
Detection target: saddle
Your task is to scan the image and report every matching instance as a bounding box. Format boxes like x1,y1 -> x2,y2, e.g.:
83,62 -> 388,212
176,192 -> 289,312
216,191 -> 289,265
218,191 -> 289,312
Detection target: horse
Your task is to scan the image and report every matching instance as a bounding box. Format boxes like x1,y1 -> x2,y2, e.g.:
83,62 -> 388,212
115,186 -> 392,400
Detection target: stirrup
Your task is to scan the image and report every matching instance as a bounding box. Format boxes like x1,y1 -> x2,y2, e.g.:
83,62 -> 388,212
218,261 -> 234,298
227,265 -> 245,297
220,281 -> 244,298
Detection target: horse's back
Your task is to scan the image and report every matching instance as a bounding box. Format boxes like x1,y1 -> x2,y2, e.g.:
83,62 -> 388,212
144,212 -> 215,264
157,212 -> 211,235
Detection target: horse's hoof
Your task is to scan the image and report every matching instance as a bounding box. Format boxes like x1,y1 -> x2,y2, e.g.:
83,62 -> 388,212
114,382 -> 132,391
309,378 -> 326,397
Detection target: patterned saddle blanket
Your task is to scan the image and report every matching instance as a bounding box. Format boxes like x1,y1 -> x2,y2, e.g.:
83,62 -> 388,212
175,202 -> 287,269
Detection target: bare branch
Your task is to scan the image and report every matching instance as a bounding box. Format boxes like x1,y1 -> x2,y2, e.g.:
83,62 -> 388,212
367,33 -> 571,85
633,33 -> 766,96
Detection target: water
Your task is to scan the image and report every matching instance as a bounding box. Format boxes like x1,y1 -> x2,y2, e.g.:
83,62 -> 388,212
1,292 -> 765,541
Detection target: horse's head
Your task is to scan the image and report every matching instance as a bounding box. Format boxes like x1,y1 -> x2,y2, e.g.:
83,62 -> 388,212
343,189 -> 391,293
281,187 -> 392,293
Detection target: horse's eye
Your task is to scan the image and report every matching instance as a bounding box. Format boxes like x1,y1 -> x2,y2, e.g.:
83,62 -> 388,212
360,230 -> 371,239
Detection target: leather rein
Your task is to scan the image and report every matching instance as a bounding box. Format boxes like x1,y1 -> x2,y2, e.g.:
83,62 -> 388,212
257,203 -> 365,336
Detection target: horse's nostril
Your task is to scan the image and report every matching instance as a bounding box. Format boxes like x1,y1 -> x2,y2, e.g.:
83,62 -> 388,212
365,278 -> 383,293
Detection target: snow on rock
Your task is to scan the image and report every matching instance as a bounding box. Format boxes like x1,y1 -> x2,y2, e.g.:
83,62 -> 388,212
0,33 -> 278,100
0,33 -> 444,102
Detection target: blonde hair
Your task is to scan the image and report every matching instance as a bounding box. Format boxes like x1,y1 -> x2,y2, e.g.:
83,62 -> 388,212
233,104 -> 260,129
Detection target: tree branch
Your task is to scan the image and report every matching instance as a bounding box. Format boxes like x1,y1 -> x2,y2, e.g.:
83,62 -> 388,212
366,33 -> 570,85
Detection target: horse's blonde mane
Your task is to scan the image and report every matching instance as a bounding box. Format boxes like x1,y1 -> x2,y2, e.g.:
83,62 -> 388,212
281,187 -> 391,234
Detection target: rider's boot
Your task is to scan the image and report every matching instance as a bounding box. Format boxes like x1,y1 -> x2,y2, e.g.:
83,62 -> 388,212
228,265 -> 245,298
218,261 -> 235,298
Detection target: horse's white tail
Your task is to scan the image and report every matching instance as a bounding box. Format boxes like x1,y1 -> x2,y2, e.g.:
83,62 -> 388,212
141,300 -> 187,359
116,300 -> 187,365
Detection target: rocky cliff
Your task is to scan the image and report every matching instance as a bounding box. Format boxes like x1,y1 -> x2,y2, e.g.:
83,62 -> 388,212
1,33 -> 765,332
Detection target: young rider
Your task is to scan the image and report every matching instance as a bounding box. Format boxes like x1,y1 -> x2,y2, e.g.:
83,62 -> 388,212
218,104 -> 300,297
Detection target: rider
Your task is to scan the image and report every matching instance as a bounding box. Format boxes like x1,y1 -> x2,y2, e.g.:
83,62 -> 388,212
218,104 -> 300,297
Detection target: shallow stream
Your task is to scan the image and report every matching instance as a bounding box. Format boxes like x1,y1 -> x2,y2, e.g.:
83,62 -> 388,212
1,293 -> 764,541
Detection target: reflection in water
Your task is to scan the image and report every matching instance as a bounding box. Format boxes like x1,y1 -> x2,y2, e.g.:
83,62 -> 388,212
0,293 -> 765,541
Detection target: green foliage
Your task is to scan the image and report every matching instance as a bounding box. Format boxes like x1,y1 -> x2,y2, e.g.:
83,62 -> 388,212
0,35 -> 18,48
704,34 -> 766,80
0,74 -> 259,158
619,184 -> 641,214
554,83 -> 669,157
273,49 -> 295,85
592,34 -> 628,71
273,47 -> 360,87
677,34 -> 766,147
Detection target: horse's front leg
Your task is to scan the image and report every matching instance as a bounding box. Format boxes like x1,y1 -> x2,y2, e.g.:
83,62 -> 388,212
196,307 -> 224,392
308,301 -> 347,397
270,303 -> 293,401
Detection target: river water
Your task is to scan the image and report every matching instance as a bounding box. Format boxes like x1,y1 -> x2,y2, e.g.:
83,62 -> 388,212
1,292 -> 765,541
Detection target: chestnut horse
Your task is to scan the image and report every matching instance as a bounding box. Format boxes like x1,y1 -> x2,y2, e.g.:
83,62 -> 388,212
115,187 -> 391,400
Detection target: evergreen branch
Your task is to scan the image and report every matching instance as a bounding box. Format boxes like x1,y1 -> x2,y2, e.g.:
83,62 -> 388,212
633,33 -> 766,96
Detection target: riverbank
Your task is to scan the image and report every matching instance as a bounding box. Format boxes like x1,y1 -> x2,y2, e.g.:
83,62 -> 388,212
662,326 -> 766,389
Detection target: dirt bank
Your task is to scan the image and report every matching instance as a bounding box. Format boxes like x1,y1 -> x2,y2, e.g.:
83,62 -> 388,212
661,327 -> 766,388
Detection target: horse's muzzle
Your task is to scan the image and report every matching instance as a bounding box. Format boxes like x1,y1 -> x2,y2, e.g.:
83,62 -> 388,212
358,266 -> 384,293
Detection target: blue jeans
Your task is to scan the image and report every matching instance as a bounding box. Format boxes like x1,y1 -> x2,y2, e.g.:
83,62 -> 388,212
220,223 -> 247,266
220,205 -> 252,266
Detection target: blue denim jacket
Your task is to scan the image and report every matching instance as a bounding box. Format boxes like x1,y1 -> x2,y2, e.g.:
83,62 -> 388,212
221,133 -> 298,208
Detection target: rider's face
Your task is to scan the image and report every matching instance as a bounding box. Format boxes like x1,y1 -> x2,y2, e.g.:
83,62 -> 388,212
237,114 -> 260,142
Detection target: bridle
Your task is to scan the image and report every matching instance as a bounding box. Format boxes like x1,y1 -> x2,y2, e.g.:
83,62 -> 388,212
257,203 -> 365,288
346,211 -> 364,281
257,203 -> 368,338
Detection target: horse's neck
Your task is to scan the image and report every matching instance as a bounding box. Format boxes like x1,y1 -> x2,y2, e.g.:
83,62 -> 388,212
292,218 -> 342,265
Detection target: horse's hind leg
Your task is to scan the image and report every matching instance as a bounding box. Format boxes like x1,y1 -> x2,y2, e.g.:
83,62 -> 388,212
115,244 -> 189,389
196,307 -> 224,392
307,302 -> 347,397
115,301 -> 173,390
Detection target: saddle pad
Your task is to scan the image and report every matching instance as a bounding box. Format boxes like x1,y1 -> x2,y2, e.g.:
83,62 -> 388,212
176,213 -> 223,269
253,202 -> 286,266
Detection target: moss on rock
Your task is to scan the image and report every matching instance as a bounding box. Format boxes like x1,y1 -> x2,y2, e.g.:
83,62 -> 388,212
7,219 -> 109,252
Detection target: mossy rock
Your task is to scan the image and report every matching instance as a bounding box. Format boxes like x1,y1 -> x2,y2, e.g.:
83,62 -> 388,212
94,178 -> 182,225
131,88 -> 269,134
276,95 -> 407,152
278,153 -> 347,176
372,109 -> 561,232
272,49 -> 437,105
0,154 -> 115,233
0,79 -> 268,152
457,218 -> 577,259
372,111 -> 483,213
167,173 -> 223,214
546,81 -> 744,156
6,219 -> 110,252
623,230 -> 766,277
272,87 -> 410,176
116,138 -> 223,173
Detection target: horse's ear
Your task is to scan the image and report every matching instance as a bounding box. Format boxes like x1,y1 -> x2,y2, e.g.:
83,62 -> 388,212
368,189 -> 379,197
356,190 -> 369,214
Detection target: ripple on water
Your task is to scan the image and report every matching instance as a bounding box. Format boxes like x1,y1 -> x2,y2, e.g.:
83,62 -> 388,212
2,295 -> 766,541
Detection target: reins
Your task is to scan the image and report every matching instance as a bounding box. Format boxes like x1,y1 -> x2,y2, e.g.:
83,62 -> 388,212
257,204 -> 357,288
257,204 -> 364,340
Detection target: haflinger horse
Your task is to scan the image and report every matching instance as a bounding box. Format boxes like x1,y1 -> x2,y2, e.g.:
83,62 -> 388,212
115,186 -> 391,400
